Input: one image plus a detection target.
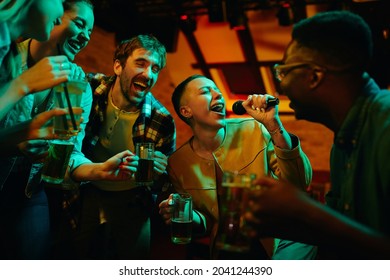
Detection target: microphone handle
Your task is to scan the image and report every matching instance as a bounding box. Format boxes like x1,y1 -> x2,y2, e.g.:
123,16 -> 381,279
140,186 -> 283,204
232,97 -> 279,115
267,97 -> 279,107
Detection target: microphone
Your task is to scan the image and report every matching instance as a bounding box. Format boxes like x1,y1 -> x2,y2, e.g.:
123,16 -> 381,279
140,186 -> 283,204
232,97 -> 279,115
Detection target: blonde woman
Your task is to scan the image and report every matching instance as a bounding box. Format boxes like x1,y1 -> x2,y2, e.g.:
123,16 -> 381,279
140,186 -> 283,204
0,0 -> 94,259
0,0 -> 66,119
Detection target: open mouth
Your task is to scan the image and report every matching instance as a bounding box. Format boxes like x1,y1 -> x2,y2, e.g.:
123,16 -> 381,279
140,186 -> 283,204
133,81 -> 148,92
210,103 -> 224,113
68,39 -> 85,53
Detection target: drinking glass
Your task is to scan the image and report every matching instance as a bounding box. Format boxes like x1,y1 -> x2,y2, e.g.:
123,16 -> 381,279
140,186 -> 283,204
41,139 -> 74,184
52,78 -> 87,138
135,142 -> 154,187
171,193 -> 193,245
215,171 -> 256,257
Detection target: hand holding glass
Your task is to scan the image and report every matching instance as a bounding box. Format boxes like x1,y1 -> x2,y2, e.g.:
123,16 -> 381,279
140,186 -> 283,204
52,78 -> 87,137
135,142 -> 154,187
171,193 -> 193,244
42,78 -> 86,184
41,139 -> 74,184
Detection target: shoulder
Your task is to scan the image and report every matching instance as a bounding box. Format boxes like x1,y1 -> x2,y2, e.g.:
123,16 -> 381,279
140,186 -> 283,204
357,88 -> 390,149
15,39 -> 30,72
16,39 -> 30,56
368,89 -> 390,124
87,73 -> 114,96
363,75 -> 390,115
168,140 -> 192,163
148,92 -> 173,118
373,89 -> 390,107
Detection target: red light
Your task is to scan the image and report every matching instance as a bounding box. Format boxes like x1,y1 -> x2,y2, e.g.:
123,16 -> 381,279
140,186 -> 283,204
180,15 -> 188,21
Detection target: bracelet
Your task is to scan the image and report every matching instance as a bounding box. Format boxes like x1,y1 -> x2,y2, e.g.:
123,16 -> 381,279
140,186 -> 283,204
268,125 -> 284,136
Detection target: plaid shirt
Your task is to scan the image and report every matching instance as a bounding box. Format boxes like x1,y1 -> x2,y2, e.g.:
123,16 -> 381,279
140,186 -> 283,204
83,73 -> 176,157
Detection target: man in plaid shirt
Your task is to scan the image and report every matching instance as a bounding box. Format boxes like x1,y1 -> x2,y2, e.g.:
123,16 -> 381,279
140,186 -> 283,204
69,35 -> 176,259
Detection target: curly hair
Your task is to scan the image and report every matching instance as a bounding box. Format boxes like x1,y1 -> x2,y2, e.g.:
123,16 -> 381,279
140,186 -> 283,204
292,10 -> 373,72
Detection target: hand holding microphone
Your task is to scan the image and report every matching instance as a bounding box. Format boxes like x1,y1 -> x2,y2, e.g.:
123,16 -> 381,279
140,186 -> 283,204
232,96 -> 279,115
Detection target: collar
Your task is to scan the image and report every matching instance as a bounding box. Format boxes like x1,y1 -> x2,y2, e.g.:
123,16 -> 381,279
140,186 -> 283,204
334,73 -> 380,149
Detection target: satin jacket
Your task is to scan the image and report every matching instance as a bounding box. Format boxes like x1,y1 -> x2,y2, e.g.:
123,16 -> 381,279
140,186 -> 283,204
168,118 -> 312,255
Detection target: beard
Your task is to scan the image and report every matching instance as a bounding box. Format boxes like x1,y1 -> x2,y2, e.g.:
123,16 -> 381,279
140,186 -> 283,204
118,73 -> 136,106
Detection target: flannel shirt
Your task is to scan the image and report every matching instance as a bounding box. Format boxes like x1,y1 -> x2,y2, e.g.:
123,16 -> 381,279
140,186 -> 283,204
79,73 -> 176,165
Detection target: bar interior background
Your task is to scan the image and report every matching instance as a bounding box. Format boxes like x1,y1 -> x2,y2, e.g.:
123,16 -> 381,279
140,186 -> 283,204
74,0 -> 390,258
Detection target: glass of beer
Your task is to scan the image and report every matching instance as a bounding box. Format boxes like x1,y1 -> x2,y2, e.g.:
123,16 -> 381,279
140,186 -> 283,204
52,78 -> 87,137
41,139 -> 74,184
135,142 -> 154,187
215,171 -> 256,257
171,193 -> 192,244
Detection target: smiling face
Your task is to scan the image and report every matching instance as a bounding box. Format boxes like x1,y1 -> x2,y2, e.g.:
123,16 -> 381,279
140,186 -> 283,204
179,76 -> 226,130
51,1 -> 94,61
114,48 -> 162,109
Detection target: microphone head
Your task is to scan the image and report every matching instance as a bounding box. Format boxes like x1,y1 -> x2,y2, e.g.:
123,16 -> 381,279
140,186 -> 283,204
232,101 -> 246,115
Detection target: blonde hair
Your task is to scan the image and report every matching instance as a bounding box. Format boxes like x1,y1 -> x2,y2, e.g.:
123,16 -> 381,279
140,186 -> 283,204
1,0 -> 30,80
0,0 -> 27,22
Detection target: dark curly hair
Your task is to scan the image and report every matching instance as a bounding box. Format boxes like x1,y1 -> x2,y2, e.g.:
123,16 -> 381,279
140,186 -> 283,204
292,10 -> 373,72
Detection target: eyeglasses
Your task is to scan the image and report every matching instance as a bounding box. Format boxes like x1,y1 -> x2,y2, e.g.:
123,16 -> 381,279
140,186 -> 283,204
273,61 -> 356,83
273,62 -> 319,82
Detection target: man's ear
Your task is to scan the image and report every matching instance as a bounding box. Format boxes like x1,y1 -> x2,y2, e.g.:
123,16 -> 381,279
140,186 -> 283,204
113,59 -> 122,76
180,106 -> 192,119
309,68 -> 325,89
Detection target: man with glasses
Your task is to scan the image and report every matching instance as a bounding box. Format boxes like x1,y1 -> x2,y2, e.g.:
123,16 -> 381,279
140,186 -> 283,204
245,10 -> 390,259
